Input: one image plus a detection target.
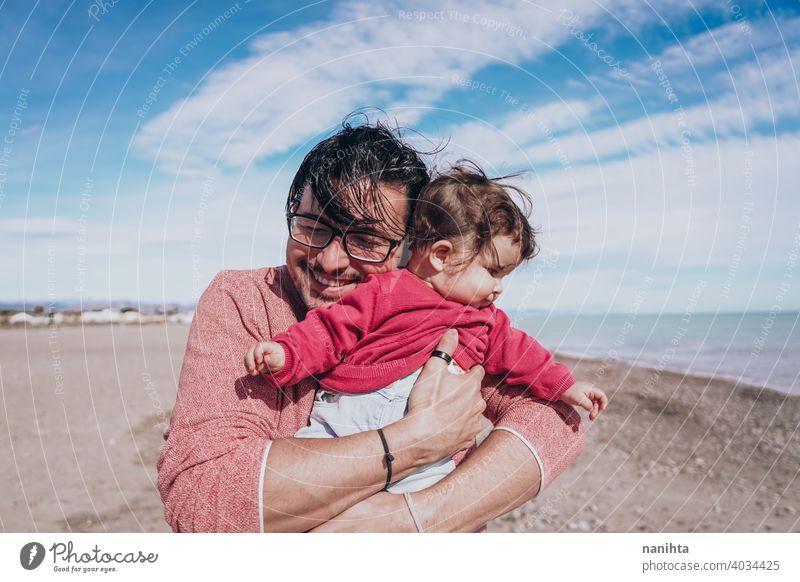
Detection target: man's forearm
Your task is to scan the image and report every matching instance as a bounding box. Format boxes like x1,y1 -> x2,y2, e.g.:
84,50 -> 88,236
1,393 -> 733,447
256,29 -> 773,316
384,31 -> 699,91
412,429 -> 541,532
311,429 -> 542,532
262,418 -> 437,532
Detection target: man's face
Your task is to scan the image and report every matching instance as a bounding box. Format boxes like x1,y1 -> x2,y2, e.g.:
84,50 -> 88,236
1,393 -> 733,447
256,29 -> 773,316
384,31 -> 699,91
286,184 -> 409,309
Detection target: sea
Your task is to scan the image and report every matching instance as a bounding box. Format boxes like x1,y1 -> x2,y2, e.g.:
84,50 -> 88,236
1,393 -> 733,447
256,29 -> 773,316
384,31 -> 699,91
514,311 -> 800,395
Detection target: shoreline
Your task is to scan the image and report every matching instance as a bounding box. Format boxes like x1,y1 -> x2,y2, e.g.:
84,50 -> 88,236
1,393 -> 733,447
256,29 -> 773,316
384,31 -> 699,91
493,352 -> 800,532
3,324 -> 794,398
554,350 -> 799,399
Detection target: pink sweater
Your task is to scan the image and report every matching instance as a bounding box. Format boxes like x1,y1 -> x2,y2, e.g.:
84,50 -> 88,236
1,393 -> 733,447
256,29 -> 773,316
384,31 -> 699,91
157,266 -> 584,532
267,269 -> 574,400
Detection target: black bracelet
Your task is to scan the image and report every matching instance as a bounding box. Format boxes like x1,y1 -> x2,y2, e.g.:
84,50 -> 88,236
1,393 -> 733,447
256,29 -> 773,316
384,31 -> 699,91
376,428 -> 394,490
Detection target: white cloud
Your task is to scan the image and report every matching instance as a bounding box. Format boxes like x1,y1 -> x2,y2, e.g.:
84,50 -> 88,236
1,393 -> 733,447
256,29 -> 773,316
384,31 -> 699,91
433,98 -> 600,167
132,0 -> 757,178
591,0 -> 726,35
439,22 -> 800,170
626,15 -> 800,98
661,16 -> 799,69
133,0 -> 613,175
492,131 -> 800,311
0,217 -> 79,238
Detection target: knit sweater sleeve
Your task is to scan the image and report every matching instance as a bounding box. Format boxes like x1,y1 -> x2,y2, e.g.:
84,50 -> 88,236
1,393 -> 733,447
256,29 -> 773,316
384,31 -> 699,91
483,307 -> 575,402
156,270 -> 276,532
265,273 -> 381,387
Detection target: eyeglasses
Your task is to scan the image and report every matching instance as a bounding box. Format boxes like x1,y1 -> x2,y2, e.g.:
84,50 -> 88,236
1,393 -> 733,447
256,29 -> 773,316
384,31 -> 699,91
286,212 -> 403,264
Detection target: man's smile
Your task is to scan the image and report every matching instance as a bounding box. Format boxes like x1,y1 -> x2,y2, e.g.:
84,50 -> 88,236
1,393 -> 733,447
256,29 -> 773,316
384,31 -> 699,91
300,261 -> 362,301
310,270 -> 360,289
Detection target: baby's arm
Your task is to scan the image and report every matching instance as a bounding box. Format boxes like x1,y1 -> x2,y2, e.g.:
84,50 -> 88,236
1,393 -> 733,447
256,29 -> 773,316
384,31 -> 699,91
253,273 -> 383,388
484,308 -> 608,419
243,341 -> 286,376
560,381 -> 608,420
483,307 -> 576,401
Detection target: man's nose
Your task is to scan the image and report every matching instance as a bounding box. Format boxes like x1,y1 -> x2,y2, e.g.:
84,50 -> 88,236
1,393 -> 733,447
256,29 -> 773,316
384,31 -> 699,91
316,236 -> 351,272
494,281 -> 504,297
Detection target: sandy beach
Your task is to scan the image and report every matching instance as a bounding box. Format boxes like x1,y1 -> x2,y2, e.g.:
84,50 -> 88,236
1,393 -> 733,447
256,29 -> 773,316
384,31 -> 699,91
1,324 -> 797,533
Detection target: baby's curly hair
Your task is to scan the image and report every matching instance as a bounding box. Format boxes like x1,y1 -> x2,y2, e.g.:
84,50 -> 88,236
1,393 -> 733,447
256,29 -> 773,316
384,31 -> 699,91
407,161 -> 538,268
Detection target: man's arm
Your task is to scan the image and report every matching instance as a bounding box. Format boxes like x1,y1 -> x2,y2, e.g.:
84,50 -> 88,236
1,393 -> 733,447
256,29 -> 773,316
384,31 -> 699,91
309,429 -> 540,532
157,270 -> 280,532
261,329 -> 488,532
313,378 -> 584,532
415,430 -> 540,532
411,394 -> 583,532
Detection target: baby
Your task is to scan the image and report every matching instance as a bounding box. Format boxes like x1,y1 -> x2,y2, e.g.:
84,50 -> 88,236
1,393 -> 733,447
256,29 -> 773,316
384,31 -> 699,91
244,163 -> 607,493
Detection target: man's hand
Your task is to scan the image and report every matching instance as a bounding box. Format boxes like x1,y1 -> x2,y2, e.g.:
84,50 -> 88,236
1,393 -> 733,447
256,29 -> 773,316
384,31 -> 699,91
243,341 -> 286,376
402,329 -> 487,465
560,381 -> 608,420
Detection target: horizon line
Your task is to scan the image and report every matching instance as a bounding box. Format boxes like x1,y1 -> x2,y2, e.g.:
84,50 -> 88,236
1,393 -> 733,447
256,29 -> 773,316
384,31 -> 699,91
2,300 -> 798,318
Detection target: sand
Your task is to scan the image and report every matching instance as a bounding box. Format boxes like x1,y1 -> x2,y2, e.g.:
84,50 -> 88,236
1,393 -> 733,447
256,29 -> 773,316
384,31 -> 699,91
0,324 -> 183,532
1,324 -> 798,532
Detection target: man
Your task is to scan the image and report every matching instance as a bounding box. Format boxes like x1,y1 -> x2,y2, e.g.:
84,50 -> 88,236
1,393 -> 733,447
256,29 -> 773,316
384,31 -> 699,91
157,118 -> 583,532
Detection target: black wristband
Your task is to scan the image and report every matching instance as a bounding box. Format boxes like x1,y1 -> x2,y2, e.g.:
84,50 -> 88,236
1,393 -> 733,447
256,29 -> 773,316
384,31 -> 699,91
376,428 -> 394,490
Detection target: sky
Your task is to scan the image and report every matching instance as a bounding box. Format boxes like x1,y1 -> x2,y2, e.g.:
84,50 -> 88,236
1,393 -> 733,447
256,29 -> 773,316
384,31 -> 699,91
0,0 -> 798,314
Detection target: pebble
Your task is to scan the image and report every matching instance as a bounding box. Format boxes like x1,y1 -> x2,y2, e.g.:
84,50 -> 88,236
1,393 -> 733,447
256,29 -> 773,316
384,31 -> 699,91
774,506 -> 797,517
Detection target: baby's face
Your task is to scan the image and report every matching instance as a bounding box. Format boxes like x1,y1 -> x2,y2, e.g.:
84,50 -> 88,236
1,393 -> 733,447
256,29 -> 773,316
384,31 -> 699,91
437,234 -> 521,308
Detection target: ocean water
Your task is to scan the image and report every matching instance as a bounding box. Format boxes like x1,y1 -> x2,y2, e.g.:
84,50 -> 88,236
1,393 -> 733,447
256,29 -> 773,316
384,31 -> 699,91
513,311 -> 800,395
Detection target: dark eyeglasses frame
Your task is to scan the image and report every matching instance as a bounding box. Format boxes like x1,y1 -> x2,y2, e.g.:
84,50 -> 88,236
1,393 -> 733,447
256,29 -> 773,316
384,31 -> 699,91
286,212 -> 404,264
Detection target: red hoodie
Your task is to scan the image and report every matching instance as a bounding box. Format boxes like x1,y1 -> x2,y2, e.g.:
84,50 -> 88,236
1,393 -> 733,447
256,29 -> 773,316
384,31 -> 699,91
266,268 -> 574,401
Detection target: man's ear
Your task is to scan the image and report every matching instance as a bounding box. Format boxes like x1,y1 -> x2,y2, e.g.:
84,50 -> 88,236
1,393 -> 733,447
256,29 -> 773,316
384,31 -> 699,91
398,239 -> 411,268
430,240 -> 454,272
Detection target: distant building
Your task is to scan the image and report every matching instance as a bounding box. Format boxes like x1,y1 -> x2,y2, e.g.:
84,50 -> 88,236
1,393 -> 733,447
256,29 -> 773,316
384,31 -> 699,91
167,311 -> 194,324
80,309 -> 123,324
55,311 -> 81,325
9,312 -> 50,326
1,307 -> 194,326
122,310 -> 143,324
9,312 -> 33,324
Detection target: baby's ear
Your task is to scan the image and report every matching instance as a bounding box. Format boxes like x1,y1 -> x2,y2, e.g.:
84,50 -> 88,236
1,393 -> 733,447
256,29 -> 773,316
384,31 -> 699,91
430,240 -> 454,272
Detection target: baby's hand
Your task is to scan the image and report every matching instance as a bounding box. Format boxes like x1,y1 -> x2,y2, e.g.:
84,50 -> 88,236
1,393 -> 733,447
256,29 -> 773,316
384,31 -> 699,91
560,381 -> 608,421
244,341 -> 286,376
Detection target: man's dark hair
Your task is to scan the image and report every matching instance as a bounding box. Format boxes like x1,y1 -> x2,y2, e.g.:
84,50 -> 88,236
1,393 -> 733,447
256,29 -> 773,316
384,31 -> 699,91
286,113 -> 431,238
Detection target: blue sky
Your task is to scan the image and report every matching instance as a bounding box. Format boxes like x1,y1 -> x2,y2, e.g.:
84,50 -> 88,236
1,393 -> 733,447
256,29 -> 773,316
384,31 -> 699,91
1,0 -> 798,314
